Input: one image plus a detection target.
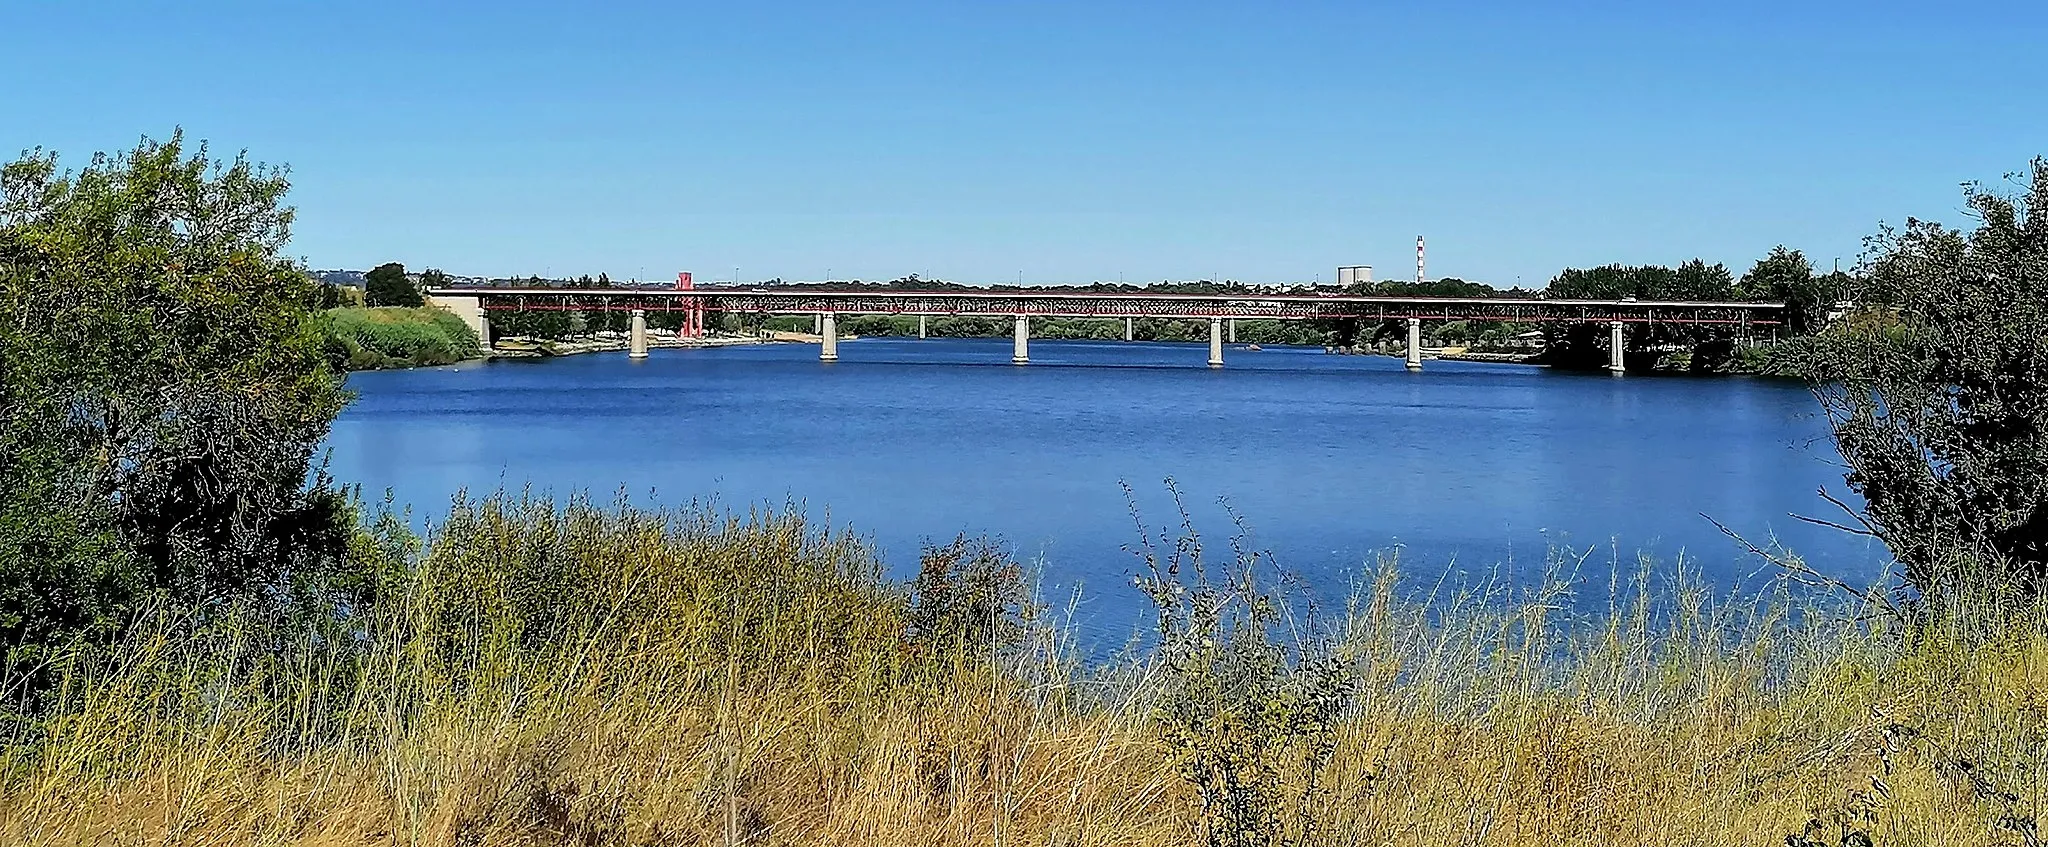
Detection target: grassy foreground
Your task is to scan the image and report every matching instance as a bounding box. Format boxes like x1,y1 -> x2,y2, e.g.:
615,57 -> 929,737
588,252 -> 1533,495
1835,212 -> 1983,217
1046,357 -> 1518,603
2,495 -> 2044,846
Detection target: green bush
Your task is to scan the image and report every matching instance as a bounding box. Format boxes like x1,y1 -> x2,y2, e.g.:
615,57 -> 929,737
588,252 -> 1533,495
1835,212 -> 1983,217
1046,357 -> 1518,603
322,306 -> 481,370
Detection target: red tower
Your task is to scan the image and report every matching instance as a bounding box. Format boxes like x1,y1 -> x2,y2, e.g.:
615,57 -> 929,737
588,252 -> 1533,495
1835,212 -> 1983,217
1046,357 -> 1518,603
676,272 -> 703,337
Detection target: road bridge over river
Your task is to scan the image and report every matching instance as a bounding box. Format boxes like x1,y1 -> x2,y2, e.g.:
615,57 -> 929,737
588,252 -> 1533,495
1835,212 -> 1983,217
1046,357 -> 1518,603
426,287 -> 1786,373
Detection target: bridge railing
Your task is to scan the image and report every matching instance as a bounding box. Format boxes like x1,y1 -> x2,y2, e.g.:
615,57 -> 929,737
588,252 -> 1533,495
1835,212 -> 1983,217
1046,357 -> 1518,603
427,288 -> 1785,326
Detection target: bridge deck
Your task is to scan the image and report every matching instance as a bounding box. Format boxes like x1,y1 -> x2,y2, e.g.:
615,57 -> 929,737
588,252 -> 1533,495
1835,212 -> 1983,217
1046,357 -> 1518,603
428,287 -> 1785,325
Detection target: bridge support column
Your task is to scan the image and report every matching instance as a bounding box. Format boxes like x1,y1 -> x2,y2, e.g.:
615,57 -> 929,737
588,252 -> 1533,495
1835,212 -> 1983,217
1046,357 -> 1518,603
629,309 -> 648,359
821,313 -> 838,362
1227,318 -> 1238,344
1609,320 -> 1626,374
1012,314 -> 1029,364
1209,317 -> 1225,368
1406,317 -> 1423,371
429,294 -> 491,350
918,315 -> 927,339
1124,317 -> 1134,341
814,313 -> 822,335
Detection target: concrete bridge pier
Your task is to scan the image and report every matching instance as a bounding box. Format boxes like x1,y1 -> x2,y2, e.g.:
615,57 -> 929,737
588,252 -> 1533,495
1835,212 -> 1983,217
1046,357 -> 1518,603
1406,317 -> 1423,371
1609,320 -> 1626,374
1228,318 -> 1238,344
1124,317 -> 1134,341
1209,317 -> 1225,368
820,313 -> 838,362
813,313 -> 823,335
428,294 -> 491,348
918,315 -> 927,339
1012,315 -> 1030,364
629,309 -> 649,359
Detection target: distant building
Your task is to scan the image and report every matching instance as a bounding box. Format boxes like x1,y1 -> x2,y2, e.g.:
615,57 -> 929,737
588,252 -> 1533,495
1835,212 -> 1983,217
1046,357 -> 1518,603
1336,265 -> 1372,287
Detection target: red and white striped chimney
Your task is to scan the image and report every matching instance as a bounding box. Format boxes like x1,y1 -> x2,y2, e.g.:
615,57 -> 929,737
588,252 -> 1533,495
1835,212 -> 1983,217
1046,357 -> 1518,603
1416,235 -> 1425,284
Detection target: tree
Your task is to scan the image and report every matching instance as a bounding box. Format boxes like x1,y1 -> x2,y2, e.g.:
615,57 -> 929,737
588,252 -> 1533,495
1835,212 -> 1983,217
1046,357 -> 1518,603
0,132 -> 359,666
364,261 -> 419,307
315,278 -> 346,309
1739,246 -> 1841,335
1804,159 -> 2048,604
418,268 -> 449,293
1670,259 -> 1735,301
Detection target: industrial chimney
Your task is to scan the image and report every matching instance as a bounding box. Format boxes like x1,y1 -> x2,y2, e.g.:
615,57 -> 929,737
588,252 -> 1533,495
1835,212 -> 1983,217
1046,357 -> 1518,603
1416,236 -> 1426,284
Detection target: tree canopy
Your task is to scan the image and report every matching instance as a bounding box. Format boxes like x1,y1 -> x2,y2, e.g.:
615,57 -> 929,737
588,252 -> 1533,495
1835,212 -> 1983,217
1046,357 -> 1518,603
364,261 -> 420,307
1737,246 -> 1845,335
0,133 -> 357,667
1546,260 -> 1734,301
1804,159 -> 2048,604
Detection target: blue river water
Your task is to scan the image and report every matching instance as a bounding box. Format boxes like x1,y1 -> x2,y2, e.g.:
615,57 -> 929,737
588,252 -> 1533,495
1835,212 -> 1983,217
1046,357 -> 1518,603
327,338 -> 1886,634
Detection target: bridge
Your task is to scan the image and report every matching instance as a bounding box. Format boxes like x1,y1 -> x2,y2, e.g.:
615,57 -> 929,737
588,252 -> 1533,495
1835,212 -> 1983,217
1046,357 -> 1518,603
425,286 -> 1786,373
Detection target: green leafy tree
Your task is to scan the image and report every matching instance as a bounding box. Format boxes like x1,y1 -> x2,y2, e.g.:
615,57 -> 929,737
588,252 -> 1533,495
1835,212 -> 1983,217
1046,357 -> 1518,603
1802,159 -> 2048,603
1739,246 -> 1841,334
417,267 -> 449,293
314,278 -> 346,309
0,132 -> 359,666
364,261 -> 419,307
1670,259 -> 1735,301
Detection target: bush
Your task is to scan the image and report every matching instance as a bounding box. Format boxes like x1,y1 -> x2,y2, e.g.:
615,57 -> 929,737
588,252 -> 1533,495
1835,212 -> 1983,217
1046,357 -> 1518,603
0,133 -> 356,677
1801,158 -> 2048,606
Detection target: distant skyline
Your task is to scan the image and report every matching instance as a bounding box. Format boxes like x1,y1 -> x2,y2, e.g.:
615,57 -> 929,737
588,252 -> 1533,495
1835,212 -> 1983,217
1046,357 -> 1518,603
6,1 -> 2045,286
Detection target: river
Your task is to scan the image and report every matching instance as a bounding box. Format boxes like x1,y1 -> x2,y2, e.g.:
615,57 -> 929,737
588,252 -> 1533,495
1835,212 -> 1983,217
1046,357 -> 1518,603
327,338 -> 1885,636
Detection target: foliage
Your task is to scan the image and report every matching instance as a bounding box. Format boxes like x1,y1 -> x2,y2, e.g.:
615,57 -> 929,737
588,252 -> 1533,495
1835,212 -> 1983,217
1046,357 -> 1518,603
1546,260 -> 1734,301
906,534 -> 1034,662
9,494 -> 2047,844
363,261 -> 420,307
0,132 -> 355,670
321,305 -> 482,370
1364,277 -> 1506,298
1801,159 -> 2048,605
1738,246 -> 1850,336
1132,484 -> 1354,847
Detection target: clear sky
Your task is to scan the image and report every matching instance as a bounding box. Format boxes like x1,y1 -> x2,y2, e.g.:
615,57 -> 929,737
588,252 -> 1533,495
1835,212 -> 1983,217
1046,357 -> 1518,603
5,1 -> 2044,286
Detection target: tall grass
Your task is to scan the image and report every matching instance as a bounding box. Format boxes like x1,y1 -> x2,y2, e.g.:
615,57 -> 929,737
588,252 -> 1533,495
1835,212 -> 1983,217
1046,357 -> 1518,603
2,492 -> 2044,845
324,306 -> 483,370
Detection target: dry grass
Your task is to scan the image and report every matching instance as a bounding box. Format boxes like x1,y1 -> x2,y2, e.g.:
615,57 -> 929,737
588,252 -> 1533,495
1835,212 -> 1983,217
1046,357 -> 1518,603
3,495 -> 2045,846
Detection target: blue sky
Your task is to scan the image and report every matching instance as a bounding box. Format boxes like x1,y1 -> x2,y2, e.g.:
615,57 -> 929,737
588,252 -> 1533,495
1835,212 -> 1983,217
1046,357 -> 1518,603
5,1 -> 2044,285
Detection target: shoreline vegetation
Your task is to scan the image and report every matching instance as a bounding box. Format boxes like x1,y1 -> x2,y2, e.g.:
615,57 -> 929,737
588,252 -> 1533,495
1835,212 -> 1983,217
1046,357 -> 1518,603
3,493 -> 2044,845
10,137 -> 2048,845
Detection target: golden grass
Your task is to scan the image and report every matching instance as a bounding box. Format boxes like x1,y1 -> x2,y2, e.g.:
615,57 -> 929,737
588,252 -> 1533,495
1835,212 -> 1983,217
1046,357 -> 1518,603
3,496 -> 2044,846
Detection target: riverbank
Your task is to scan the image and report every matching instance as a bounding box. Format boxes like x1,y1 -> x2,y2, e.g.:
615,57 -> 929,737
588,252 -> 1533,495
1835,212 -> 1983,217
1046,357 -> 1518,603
487,332 -> 812,359
322,306 -> 483,370
5,494 -> 2038,846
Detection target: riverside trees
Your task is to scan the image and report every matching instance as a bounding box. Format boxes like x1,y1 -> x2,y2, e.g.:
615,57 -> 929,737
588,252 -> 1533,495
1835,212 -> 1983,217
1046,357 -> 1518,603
363,261 -> 421,307
0,133 -> 359,669
1804,159 -> 2048,605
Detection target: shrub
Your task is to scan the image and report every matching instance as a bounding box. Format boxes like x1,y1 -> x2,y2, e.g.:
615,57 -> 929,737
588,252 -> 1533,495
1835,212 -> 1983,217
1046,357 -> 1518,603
1801,158 -> 2048,606
1130,482 -> 1354,847
0,133 -> 355,676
